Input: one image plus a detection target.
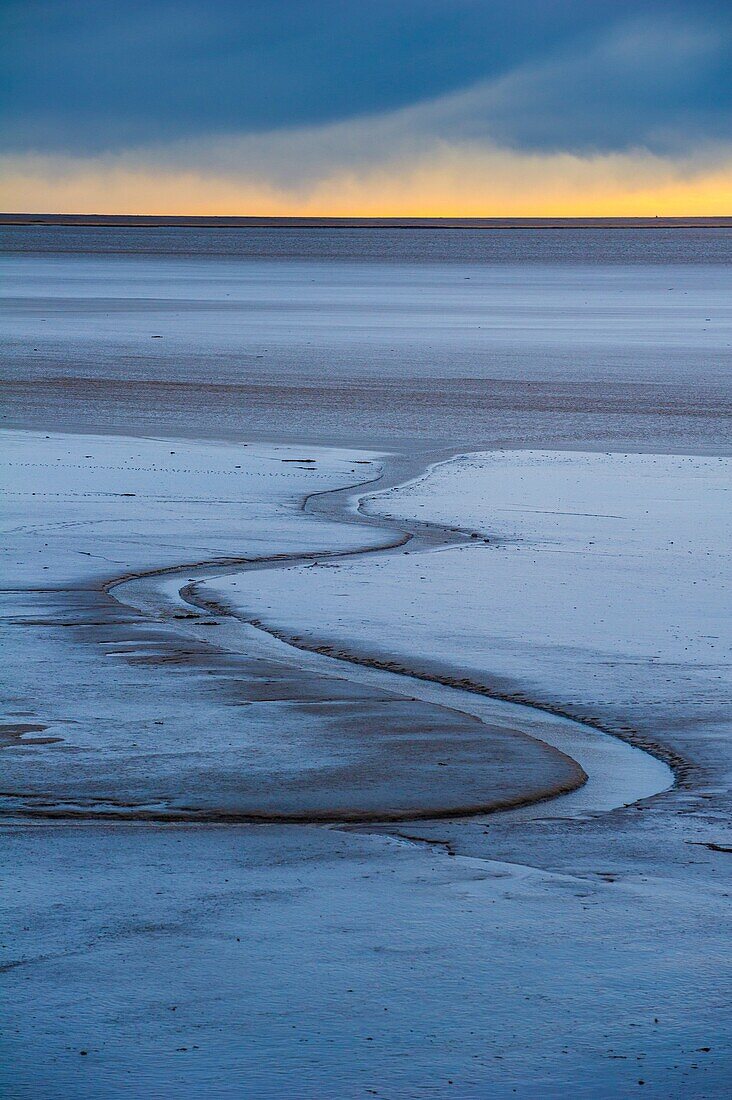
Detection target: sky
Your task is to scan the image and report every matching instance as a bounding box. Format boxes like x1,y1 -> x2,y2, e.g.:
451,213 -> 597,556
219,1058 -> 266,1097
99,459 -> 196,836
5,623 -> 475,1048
1,0 -> 731,215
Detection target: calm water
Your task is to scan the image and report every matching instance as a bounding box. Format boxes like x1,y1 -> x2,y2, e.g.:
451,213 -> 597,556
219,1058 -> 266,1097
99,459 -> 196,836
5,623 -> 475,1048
2,224 -> 730,451
3,221 -> 732,263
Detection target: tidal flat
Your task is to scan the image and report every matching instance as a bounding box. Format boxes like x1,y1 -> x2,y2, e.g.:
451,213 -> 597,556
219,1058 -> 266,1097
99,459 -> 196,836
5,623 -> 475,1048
1,224 -> 730,1098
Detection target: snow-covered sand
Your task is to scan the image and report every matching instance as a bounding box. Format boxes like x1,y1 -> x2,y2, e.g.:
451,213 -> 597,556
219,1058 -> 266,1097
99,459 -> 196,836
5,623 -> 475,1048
2,432 -> 730,1097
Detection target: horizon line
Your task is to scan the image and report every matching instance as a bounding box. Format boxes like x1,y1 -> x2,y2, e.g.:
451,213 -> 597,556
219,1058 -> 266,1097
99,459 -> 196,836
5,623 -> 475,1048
3,213 -> 732,229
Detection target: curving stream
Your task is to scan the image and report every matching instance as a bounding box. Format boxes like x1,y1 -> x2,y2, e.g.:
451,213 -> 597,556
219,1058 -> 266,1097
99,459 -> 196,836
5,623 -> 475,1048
109,450 -> 673,824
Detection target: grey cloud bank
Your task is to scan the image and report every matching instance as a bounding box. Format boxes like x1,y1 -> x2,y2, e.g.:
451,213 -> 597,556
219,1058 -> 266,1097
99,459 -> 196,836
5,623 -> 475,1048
2,0 -> 731,159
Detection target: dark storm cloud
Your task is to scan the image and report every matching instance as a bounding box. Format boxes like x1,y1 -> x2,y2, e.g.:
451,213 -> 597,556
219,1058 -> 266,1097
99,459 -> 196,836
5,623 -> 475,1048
2,0 -> 731,155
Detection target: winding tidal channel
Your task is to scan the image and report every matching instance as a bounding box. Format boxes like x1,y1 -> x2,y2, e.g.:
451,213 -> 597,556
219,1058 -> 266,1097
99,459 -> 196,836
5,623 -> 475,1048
108,450 -> 673,826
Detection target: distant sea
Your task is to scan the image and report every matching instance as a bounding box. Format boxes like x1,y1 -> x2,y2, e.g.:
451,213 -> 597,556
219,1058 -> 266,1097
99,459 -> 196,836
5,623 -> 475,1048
2,215 -> 732,263
2,217 -> 730,452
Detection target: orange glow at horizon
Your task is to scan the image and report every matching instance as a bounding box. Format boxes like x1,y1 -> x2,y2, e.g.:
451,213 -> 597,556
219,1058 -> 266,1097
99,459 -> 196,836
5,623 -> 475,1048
2,147 -> 730,217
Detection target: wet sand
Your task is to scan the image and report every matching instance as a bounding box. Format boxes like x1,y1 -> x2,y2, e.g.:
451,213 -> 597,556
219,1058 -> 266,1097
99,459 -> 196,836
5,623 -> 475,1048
2,429 -> 729,1099
2,227 -> 730,1096
2,431 -> 593,823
